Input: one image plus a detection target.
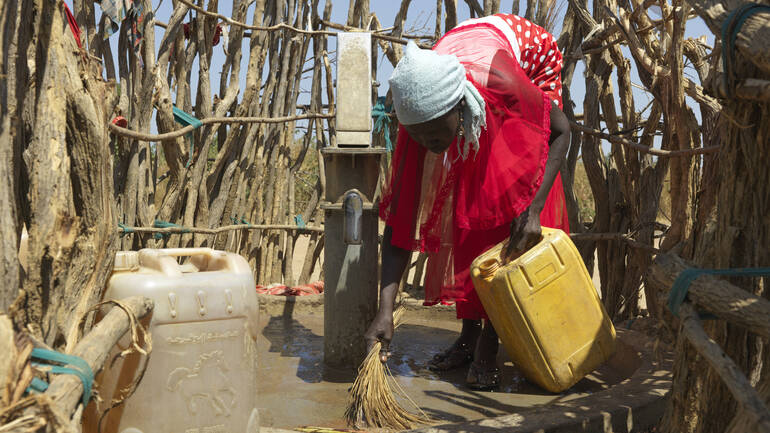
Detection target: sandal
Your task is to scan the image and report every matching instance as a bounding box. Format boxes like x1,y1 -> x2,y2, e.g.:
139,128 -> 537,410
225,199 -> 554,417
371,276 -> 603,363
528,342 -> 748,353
465,361 -> 501,390
427,341 -> 474,371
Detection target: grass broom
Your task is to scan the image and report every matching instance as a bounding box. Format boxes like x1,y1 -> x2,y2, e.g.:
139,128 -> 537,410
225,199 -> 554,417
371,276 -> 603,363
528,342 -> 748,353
344,307 -> 433,430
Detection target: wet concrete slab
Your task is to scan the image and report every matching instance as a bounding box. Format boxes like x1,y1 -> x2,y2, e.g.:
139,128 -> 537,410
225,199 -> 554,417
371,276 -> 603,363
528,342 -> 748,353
256,300 -> 651,432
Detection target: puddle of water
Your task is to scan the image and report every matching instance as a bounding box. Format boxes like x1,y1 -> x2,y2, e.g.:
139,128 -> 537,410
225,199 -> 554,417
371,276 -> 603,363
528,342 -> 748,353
257,311 -> 631,430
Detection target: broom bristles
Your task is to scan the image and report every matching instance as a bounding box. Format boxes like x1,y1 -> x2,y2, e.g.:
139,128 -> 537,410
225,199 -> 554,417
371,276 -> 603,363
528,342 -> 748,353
344,306 -> 433,430
392,305 -> 406,328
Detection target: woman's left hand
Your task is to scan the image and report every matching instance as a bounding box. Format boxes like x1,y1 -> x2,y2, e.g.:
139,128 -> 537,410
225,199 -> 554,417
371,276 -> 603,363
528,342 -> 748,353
505,206 -> 542,259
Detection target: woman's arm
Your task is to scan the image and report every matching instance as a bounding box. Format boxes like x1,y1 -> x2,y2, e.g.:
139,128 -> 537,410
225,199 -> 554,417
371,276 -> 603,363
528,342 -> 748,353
364,225 -> 411,361
535,102 -> 570,213
507,101 -> 570,255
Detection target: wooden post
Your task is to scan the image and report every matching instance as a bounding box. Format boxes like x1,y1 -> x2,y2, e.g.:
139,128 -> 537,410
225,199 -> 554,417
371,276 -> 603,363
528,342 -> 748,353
647,253 -> 770,340
677,303 -> 770,433
45,296 -> 154,420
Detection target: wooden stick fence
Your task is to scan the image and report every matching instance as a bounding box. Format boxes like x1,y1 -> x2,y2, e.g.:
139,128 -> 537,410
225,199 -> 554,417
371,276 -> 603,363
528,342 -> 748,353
120,223 -> 661,250
7,297 -> 154,427
677,303 -> 770,432
118,223 -> 324,235
118,223 -> 662,291
173,0 -> 424,47
647,253 -> 770,433
570,121 -> 721,157
108,112 -> 335,142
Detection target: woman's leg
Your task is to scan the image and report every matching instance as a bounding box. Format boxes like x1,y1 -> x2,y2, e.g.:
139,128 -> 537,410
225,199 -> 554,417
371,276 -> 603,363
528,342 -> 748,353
466,320 -> 501,389
474,319 -> 499,365
427,316 -> 481,371
457,284 -> 498,366
438,223 -> 506,375
459,318 -> 483,344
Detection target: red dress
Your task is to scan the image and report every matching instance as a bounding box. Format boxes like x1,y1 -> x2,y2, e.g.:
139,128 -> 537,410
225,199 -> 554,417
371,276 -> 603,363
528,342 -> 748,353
380,14 -> 569,319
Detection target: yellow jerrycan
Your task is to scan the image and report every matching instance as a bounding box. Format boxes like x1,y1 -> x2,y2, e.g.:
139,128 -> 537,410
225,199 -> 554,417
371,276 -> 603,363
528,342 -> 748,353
83,248 -> 260,433
470,228 -> 616,393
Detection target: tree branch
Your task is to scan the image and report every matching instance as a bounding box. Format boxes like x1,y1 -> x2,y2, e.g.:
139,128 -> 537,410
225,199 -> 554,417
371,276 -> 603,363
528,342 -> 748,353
120,224 -> 325,235
570,121 -> 719,157
45,296 -> 154,418
175,0 -> 335,35
647,253 -> 770,340
678,303 -> 770,433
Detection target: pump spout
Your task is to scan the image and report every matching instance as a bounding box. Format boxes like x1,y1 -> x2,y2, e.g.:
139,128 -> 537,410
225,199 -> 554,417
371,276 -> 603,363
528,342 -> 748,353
342,190 -> 363,245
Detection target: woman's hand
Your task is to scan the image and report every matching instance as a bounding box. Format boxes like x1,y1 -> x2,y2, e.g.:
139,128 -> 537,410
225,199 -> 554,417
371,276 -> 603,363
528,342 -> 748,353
505,206 -> 542,259
364,309 -> 395,362
502,102 -> 568,261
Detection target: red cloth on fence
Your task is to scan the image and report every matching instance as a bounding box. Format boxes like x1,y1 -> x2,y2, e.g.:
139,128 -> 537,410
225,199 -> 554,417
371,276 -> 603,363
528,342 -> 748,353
380,16 -> 569,319
62,2 -> 83,50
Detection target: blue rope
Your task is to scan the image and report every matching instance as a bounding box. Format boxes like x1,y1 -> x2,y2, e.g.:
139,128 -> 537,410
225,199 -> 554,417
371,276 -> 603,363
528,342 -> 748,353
118,222 -> 134,237
230,216 -> 252,226
720,3 -> 770,97
294,214 -> 306,228
172,106 -> 203,168
153,219 -> 191,240
28,348 -> 94,407
372,96 -> 394,152
668,267 -> 770,318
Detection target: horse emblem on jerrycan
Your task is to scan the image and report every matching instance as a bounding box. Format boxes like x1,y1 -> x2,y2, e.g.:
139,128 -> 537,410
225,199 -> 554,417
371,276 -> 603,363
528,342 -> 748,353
167,350 -> 237,416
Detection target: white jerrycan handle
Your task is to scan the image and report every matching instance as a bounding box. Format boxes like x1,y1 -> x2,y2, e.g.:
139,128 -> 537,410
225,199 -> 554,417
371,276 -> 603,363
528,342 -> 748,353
156,248 -> 247,273
136,248 -> 249,275
155,248 -> 215,257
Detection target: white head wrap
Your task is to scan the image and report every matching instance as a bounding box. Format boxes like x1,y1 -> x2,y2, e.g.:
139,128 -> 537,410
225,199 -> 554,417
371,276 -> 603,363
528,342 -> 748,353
389,42 -> 487,159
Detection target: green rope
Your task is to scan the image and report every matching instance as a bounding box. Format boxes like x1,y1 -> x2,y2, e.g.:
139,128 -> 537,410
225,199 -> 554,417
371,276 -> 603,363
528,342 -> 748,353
668,267 -> 770,318
153,219 -> 190,240
372,96 -> 394,152
721,3 -> 770,97
172,106 -> 203,168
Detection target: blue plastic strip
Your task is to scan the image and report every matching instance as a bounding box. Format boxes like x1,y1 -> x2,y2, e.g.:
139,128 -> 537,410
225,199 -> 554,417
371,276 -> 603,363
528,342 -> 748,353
172,106 -> 202,129
26,377 -> 50,394
720,4 -> 770,97
668,267 -> 770,318
295,214 -> 306,229
172,106 -> 203,168
372,96 -> 393,152
30,348 -> 94,406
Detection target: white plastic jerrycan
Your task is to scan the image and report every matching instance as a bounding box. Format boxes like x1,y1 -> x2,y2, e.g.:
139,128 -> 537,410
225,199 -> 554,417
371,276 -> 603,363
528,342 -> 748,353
83,248 -> 259,433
